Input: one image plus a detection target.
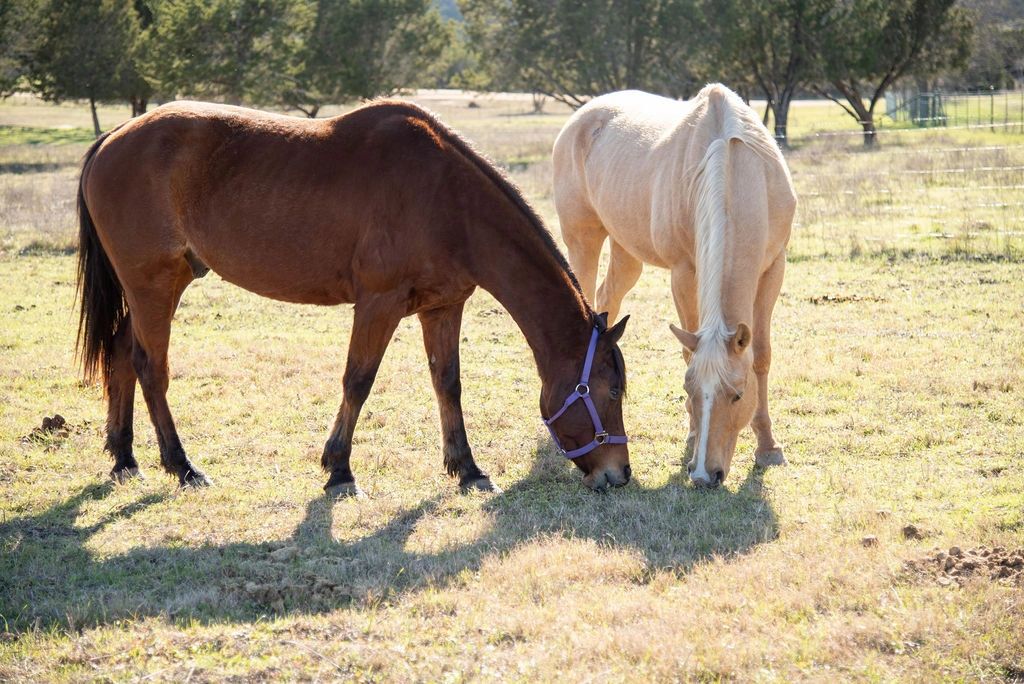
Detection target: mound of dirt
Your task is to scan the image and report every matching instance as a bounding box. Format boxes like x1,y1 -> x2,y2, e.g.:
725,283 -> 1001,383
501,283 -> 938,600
242,574 -> 352,613
22,414 -> 70,449
905,546 -> 1024,587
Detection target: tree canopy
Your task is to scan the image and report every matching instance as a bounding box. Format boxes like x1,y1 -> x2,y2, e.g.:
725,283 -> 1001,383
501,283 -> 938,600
461,0 -> 704,108
707,0 -> 836,147
815,0 -> 973,145
0,0 -> 996,143
1,0 -> 34,96
139,0 -> 307,107
25,0 -> 146,134
286,0 -> 449,117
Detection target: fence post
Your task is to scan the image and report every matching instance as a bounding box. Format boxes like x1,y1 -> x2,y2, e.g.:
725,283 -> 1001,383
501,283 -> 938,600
990,86 -> 995,133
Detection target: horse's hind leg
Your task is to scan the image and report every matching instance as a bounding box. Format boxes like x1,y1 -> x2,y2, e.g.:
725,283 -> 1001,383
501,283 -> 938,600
106,315 -> 140,483
751,255 -> 786,467
125,269 -> 209,487
418,303 -> 497,493
596,240 -> 642,324
322,294 -> 404,498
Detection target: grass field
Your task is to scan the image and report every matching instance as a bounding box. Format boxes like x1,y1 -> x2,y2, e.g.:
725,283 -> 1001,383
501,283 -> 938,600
1,92 -> 1023,681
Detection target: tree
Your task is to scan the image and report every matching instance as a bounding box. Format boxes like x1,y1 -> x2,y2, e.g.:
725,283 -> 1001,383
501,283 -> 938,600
139,0 -> 306,107
1,0 -> 36,96
460,0 -> 705,109
286,0 -> 450,117
709,0 -> 836,148
815,0 -> 973,146
954,0 -> 1024,89
126,0 -> 154,115
26,0 -> 146,135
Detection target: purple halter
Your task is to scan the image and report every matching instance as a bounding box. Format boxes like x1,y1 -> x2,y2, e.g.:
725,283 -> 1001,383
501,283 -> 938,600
543,326 -> 629,459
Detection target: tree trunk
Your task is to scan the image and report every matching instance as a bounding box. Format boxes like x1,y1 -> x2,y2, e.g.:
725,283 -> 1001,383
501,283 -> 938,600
294,103 -> 320,118
130,96 -> 148,117
89,96 -> 101,138
832,81 -> 878,148
772,99 -> 790,149
861,119 -> 877,147
853,99 -> 876,148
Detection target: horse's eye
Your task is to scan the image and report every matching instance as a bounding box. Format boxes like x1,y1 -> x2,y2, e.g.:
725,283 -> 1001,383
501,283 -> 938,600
732,393 -> 743,404
609,388 -> 621,400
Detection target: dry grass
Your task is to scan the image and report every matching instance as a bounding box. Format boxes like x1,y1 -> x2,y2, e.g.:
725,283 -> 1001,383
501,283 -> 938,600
1,92 -> 1023,682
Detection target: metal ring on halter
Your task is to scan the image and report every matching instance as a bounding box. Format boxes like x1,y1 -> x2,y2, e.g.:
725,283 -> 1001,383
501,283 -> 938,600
595,432 -> 608,444
575,383 -> 590,395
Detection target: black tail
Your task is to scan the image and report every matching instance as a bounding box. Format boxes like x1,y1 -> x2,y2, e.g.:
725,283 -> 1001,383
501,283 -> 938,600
76,131 -> 126,385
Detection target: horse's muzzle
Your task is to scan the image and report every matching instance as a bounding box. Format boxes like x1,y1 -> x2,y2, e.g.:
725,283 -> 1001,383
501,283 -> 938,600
583,465 -> 631,491
689,468 -> 723,488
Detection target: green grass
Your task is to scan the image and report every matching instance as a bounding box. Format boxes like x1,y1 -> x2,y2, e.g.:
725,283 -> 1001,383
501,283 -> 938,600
1,91 -> 1023,682
0,125 -> 96,147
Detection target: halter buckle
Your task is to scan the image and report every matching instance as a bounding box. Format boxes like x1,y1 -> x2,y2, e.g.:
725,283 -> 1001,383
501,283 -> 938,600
594,431 -> 608,445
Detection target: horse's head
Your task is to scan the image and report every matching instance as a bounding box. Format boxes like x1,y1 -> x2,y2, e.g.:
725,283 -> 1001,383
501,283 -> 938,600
671,322 -> 757,487
543,315 -> 630,491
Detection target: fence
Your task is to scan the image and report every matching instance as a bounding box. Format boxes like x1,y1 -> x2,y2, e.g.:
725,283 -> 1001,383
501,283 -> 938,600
884,89 -> 1024,131
785,133 -> 1024,259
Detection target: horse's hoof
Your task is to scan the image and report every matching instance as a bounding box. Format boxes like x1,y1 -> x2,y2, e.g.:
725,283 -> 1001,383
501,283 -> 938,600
325,482 -> 365,499
110,467 -> 143,484
755,448 -> 787,467
460,476 -> 501,494
180,469 -> 212,488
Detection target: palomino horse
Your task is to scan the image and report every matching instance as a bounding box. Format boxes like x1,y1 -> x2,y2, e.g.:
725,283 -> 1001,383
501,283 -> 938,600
77,100 -> 631,494
553,84 -> 795,487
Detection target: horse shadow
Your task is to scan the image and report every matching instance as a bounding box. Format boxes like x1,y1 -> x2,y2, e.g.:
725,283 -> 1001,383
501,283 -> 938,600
0,439 -> 778,633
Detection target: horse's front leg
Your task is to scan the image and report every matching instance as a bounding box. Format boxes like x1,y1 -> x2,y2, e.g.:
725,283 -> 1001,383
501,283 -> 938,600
322,295 -> 404,498
418,303 -> 498,493
752,255 -> 787,468
671,265 -> 700,468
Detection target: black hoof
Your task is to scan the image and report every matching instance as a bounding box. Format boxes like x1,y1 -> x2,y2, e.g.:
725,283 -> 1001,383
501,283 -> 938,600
459,476 -> 501,494
110,466 -> 143,484
179,467 -> 212,488
325,481 -> 366,499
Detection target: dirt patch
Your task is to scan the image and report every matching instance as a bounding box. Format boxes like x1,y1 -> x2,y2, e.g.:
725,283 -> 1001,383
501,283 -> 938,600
905,546 -> 1024,587
809,293 -> 887,305
241,573 -> 353,613
902,524 -> 925,540
21,414 -> 71,450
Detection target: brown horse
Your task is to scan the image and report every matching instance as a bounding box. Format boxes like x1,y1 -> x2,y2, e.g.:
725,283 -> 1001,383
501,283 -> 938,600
77,100 -> 631,495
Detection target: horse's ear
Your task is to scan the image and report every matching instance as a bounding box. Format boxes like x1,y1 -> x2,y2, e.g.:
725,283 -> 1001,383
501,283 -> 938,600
596,311 -> 610,330
731,323 -> 752,354
605,315 -> 629,344
670,324 -> 698,353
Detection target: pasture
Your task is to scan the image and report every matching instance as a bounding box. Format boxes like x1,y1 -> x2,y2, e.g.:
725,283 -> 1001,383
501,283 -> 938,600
1,92 -> 1023,681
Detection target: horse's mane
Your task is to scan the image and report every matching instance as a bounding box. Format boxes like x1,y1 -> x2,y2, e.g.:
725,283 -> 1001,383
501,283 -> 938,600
355,101 -> 626,390
685,84 -> 777,393
420,105 -> 630,388
373,101 -> 587,301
